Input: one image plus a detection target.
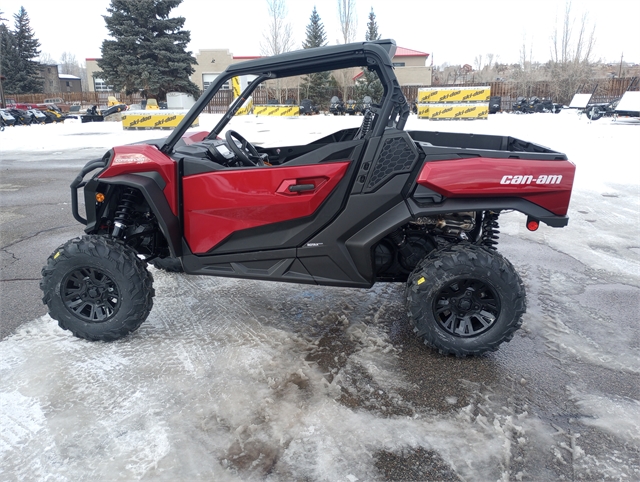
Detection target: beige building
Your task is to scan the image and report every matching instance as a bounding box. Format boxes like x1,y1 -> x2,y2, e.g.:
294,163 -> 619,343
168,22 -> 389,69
391,47 -> 432,86
84,45 -> 431,93
85,58 -> 112,92
192,50 -> 260,91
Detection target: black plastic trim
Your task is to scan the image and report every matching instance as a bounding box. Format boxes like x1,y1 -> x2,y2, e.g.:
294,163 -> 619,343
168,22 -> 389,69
406,197 -> 569,227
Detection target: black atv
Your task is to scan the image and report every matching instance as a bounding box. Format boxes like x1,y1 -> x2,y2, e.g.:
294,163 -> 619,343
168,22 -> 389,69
329,96 -> 345,115
299,98 -> 319,115
41,40 -> 575,357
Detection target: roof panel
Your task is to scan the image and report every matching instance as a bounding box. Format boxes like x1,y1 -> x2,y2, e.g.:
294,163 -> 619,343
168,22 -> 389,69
395,47 -> 429,57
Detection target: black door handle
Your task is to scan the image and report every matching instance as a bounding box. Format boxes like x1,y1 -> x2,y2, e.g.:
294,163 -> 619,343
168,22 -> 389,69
288,183 -> 315,192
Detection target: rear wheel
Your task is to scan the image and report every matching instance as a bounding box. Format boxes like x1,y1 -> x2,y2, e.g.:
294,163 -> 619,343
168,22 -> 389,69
41,235 -> 154,341
406,244 -> 525,356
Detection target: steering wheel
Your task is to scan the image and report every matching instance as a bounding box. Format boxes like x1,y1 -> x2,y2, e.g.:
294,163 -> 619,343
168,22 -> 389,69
225,130 -> 262,166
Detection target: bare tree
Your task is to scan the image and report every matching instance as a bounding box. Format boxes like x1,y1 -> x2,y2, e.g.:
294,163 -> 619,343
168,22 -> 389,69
59,51 -> 80,76
337,0 -> 357,44
549,0 -> 596,103
261,0 -> 294,102
261,0 -> 294,57
38,52 -> 55,65
336,0 -> 357,99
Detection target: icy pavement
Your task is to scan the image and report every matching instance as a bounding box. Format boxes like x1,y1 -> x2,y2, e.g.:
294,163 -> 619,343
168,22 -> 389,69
1,112 -> 639,481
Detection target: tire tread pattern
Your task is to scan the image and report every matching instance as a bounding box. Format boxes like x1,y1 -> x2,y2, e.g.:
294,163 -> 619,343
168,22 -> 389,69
40,235 -> 154,341
405,244 -> 526,357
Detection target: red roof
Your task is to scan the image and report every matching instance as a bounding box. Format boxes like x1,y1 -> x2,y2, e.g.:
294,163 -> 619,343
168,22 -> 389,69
394,47 -> 429,58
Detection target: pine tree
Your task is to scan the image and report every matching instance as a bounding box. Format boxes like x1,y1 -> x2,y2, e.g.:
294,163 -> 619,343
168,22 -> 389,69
299,7 -> 332,107
355,8 -> 383,102
1,7 -> 43,94
98,0 -> 199,100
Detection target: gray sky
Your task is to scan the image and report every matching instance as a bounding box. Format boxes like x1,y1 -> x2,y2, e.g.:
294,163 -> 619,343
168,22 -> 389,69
1,0 -> 638,66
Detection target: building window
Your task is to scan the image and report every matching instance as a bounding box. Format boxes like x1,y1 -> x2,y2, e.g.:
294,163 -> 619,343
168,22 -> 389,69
49,80 -> 54,87
392,62 -> 406,67
94,78 -> 113,92
203,73 -> 231,90
47,67 -> 51,73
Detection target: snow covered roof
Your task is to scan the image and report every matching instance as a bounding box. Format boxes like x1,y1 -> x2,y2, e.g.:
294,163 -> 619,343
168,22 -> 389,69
59,73 -> 81,80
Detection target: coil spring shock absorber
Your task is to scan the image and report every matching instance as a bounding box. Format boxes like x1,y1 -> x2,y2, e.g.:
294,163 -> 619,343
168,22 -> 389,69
357,108 -> 374,139
111,188 -> 137,238
480,211 -> 500,250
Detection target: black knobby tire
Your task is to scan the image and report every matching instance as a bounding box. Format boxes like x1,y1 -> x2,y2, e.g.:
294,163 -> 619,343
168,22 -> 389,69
149,257 -> 184,273
405,244 -> 526,356
40,235 -> 155,341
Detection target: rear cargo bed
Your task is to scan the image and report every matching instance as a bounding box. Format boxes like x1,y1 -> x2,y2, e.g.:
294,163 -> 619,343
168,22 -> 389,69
408,130 -> 566,159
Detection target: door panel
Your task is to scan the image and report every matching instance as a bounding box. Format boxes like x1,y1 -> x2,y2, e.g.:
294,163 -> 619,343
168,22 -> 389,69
183,162 -> 350,254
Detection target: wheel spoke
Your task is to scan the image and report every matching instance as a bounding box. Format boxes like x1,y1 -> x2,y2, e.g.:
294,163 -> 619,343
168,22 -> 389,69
441,312 -> 455,332
455,316 -> 472,336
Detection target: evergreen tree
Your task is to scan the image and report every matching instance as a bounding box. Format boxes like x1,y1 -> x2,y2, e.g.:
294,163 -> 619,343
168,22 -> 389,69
1,7 -> 43,94
98,0 -> 199,100
299,7 -> 332,106
355,8 -> 383,102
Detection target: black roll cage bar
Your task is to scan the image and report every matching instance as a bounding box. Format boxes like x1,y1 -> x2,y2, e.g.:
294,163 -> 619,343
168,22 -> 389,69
160,39 -> 409,154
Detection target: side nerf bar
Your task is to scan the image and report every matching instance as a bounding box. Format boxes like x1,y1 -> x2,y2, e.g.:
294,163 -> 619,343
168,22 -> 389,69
70,158 -> 107,225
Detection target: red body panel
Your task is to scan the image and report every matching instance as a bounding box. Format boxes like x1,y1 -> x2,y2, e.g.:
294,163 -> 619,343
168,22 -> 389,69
99,145 -> 178,215
183,162 -> 350,254
417,158 -> 576,215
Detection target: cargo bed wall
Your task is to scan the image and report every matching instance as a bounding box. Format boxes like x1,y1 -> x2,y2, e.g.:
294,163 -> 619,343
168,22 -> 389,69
407,130 -> 563,155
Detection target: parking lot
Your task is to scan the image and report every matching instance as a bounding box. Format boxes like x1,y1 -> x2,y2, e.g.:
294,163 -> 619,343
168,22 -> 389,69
1,113 -> 639,481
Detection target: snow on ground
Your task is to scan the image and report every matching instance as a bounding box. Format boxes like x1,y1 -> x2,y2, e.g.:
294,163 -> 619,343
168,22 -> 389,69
1,111 -> 639,480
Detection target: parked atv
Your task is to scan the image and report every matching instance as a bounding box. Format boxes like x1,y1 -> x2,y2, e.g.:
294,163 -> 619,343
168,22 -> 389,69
299,98 -> 319,115
345,99 -> 359,115
27,108 -> 48,124
7,108 -> 32,125
41,40 -> 575,357
528,96 -> 561,114
0,109 -> 16,127
329,96 -> 345,115
512,96 -> 530,114
81,105 -> 104,123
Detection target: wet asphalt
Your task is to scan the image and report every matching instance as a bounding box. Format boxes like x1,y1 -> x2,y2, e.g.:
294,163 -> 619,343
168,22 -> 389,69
1,147 -> 639,480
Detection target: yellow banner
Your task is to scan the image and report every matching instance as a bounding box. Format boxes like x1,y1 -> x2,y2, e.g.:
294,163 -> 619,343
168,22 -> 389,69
418,86 -> 491,103
122,111 -> 199,130
253,105 -> 300,116
232,77 -> 241,99
234,97 -> 254,116
417,103 -> 489,120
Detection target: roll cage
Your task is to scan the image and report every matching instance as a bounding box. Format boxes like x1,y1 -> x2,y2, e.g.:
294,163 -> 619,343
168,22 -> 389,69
160,39 -> 410,154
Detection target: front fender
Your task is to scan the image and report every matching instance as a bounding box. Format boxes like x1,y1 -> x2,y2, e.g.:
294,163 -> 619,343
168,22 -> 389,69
87,173 -> 182,257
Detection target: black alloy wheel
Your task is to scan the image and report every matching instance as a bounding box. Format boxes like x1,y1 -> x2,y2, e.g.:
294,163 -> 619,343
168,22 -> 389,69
61,267 -> 121,322
432,278 -> 500,338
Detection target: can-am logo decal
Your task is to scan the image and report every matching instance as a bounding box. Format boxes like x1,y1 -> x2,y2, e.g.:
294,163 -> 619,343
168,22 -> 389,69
500,175 -> 563,185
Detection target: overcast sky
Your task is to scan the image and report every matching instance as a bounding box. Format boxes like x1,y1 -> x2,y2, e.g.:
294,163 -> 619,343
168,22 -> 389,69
1,0 -> 638,66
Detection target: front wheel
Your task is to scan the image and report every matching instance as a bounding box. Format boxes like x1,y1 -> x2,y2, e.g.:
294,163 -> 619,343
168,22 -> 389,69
406,244 -> 525,356
41,235 -> 154,341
